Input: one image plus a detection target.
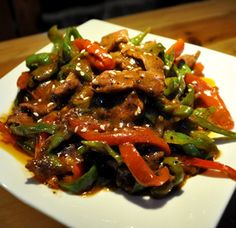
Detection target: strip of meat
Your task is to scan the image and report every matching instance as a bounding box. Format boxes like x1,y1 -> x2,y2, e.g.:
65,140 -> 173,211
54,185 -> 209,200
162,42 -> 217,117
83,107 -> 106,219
124,48 -> 164,77
94,91 -> 144,124
100,29 -> 129,52
7,108 -> 35,125
92,70 -> 164,97
20,102 -> 57,116
52,72 -> 81,97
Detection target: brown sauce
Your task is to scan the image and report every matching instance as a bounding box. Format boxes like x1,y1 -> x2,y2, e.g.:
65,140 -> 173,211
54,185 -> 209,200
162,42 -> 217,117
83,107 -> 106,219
0,141 -> 31,164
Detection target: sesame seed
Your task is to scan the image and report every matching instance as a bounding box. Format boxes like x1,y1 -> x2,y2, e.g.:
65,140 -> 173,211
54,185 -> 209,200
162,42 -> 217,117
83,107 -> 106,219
80,127 -> 88,132
80,71 -> 85,76
33,112 -> 39,117
100,124 -> 106,130
134,106 -> 142,116
129,58 -> 136,65
47,102 -> 54,107
74,126 -> 79,133
95,49 -> 100,54
76,66 -> 81,71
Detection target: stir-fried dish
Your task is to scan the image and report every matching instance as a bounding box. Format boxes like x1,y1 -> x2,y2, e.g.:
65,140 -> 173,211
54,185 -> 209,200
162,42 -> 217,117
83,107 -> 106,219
1,26 -> 236,197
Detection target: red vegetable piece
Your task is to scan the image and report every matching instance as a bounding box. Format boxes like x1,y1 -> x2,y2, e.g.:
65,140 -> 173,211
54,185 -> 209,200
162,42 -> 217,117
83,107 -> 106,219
119,143 -> 170,187
17,72 -> 31,90
0,121 -> 16,144
179,156 -> 236,181
35,132 -> 48,159
74,126 -> 171,155
166,38 -> 185,59
185,73 -> 234,130
73,38 -> 115,71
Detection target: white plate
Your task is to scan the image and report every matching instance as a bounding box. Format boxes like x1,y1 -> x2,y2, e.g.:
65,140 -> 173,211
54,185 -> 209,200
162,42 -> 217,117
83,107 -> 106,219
0,19 -> 236,228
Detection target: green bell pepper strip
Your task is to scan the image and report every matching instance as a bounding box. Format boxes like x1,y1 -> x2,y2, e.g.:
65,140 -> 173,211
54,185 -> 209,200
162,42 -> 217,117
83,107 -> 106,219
81,140 -> 122,165
10,122 -> 57,136
48,25 -> 63,43
48,25 -> 80,63
162,104 -> 193,119
173,105 -> 193,119
64,27 -> 82,43
26,53 -> 52,69
174,64 -> 191,99
58,55 -> 93,82
47,25 -> 64,59
60,165 -> 98,193
150,181 -> 174,198
17,138 -> 35,155
190,109 -> 236,138
43,129 -> 72,153
164,130 -> 218,156
181,85 -> 195,106
164,77 -> 179,97
163,157 -> 185,186
150,156 -> 185,197
129,27 -> 150,45
63,27 -> 82,61
32,62 -> 58,82
143,42 -> 165,56
163,52 -> 175,71
182,144 -> 203,158
77,145 -> 89,155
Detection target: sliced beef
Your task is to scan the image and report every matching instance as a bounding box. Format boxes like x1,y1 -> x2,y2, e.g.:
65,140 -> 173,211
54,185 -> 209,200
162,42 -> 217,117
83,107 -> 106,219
111,51 -> 141,71
124,48 -> 164,77
52,72 -> 81,97
100,29 -> 129,52
94,91 -> 144,124
92,70 -> 164,97
20,101 -> 57,116
109,91 -> 143,122
176,51 -> 201,68
26,144 -> 83,182
7,108 -> 34,125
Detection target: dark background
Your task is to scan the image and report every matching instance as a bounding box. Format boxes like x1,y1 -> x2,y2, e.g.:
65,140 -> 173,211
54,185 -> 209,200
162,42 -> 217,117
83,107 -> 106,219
0,0 -> 201,41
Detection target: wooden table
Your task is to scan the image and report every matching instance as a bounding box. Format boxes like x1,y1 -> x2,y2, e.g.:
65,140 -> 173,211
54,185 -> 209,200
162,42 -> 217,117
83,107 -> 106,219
0,0 -> 235,227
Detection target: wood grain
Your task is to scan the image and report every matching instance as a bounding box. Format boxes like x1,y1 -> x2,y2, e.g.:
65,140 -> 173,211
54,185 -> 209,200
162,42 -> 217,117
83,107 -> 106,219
0,0 -> 235,226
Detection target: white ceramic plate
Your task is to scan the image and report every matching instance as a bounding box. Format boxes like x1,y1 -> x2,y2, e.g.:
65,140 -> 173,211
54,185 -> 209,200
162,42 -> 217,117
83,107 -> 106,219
0,19 -> 236,228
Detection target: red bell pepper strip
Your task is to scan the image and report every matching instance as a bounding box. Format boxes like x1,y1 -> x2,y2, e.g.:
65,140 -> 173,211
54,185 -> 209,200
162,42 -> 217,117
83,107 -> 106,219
179,156 -> 236,181
193,62 -> 204,76
74,126 -> 171,155
17,72 -> 31,90
0,121 -> 16,144
35,132 -> 48,159
166,38 -> 185,59
185,73 -> 234,130
119,143 -> 170,186
72,163 -> 84,179
73,38 -> 115,71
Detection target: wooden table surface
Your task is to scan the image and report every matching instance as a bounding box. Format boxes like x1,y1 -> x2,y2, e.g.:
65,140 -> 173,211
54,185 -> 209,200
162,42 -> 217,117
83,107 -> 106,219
0,0 -> 236,227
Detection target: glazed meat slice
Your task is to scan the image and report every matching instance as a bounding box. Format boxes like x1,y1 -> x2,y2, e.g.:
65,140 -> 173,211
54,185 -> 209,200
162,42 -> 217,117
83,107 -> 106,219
111,52 -> 141,71
176,51 -> 200,68
20,101 -> 57,117
100,29 -> 129,52
109,91 -> 143,122
26,144 -> 83,182
7,108 -> 34,125
124,49 -> 164,77
52,72 -> 81,97
94,91 -> 144,124
92,70 -> 164,97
